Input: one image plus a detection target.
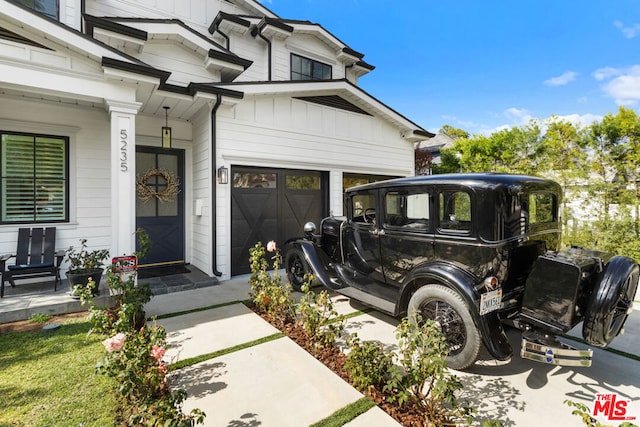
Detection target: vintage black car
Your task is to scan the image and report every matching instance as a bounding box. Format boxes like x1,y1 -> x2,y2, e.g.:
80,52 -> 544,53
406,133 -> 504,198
284,173 -> 639,370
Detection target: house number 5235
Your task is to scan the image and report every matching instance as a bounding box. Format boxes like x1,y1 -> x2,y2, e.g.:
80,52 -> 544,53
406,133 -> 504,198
120,129 -> 128,172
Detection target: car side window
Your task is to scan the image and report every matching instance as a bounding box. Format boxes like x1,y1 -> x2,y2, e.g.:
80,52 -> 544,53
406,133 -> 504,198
384,190 -> 430,231
351,193 -> 376,224
439,190 -> 472,232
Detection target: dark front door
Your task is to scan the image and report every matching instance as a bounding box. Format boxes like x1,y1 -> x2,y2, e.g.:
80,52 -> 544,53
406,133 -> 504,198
135,147 -> 185,267
231,166 -> 327,275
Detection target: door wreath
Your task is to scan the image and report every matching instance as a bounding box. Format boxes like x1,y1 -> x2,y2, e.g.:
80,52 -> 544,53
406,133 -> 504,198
136,168 -> 180,202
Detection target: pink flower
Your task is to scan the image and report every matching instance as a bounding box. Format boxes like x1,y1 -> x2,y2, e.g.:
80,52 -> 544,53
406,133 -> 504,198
102,333 -> 126,352
159,362 -> 168,375
150,345 -> 166,361
266,241 -> 277,252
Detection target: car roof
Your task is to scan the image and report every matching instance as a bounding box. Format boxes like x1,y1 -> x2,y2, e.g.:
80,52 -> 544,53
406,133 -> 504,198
346,173 -> 560,193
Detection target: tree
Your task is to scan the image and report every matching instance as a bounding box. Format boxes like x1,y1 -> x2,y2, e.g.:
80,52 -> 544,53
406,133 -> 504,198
440,125 -> 469,140
415,148 -> 434,175
588,107 -> 640,231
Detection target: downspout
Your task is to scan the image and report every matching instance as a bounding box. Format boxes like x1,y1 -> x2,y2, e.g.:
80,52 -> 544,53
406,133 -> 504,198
253,25 -> 272,81
80,0 -> 86,32
211,94 -> 223,277
217,29 -> 230,50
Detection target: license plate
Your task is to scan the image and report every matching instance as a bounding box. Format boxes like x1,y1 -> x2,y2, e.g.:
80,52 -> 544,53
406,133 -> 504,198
480,289 -> 502,315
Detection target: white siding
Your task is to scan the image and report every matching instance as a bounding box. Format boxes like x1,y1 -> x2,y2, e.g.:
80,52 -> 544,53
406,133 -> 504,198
229,31 -> 269,82
276,34 -> 341,81
0,38 -> 102,75
137,42 -> 221,86
85,0 -> 251,37
0,98 -> 112,266
59,0 -> 82,31
220,96 -> 412,176
190,106 -> 213,275
221,98 -> 410,177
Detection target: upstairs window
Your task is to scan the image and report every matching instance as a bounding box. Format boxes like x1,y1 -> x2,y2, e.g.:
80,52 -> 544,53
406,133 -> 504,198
14,0 -> 59,20
1,132 -> 68,224
291,53 -> 332,81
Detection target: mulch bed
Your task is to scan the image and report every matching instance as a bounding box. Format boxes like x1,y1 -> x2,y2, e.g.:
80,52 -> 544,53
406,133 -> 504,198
0,311 -> 89,334
251,307 -> 427,427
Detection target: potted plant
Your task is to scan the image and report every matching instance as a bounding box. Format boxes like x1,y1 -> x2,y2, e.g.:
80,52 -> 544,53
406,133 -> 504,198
66,239 -> 110,297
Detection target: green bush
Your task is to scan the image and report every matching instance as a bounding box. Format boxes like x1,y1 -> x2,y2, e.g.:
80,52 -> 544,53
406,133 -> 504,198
344,335 -> 394,391
248,241 -> 295,327
297,281 -> 345,349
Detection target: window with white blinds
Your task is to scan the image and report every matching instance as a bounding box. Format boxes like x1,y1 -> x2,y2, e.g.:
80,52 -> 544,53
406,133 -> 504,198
1,132 -> 68,223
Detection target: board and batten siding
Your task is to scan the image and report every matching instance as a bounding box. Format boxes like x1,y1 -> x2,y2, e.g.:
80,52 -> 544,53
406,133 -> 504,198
0,98 -> 112,268
189,105 -> 217,276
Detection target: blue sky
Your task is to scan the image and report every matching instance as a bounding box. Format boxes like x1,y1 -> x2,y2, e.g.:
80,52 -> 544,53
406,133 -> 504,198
261,0 -> 639,135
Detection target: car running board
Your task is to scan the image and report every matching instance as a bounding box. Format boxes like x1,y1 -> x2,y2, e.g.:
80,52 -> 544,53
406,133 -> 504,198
335,286 -> 396,315
520,338 -> 593,367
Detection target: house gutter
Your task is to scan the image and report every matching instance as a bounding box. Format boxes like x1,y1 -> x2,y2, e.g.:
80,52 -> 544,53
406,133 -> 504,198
210,94 -> 223,277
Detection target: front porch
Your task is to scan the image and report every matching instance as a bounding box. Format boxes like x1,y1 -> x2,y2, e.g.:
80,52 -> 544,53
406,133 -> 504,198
0,266 -> 218,324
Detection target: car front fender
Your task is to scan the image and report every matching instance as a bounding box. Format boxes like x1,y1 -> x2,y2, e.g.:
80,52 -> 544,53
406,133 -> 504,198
400,262 -> 513,361
283,239 -> 341,290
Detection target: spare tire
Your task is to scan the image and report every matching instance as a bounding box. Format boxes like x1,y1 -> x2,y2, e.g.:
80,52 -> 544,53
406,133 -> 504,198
582,255 -> 639,347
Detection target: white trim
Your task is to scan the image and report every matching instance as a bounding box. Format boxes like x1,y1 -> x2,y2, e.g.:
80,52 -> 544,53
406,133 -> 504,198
0,1 -> 138,64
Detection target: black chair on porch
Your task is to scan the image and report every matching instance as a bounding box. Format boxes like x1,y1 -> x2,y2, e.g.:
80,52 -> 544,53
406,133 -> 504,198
0,227 -> 65,298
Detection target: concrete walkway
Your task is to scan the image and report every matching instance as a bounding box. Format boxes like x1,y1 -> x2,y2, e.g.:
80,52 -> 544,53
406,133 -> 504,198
146,278 -> 640,427
146,277 -> 401,427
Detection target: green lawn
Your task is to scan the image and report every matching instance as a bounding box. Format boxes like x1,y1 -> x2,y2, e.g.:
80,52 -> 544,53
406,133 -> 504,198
0,318 -> 119,426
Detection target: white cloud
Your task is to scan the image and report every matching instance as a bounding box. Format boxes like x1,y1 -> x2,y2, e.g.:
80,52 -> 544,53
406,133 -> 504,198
596,65 -> 640,105
549,113 -> 602,128
614,20 -> 640,39
504,107 -> 532,125
593,67 -> 621,81
544,71 -> 578,86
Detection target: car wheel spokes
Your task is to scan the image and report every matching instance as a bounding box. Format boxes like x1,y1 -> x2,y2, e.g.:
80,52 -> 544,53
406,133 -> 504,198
421,300 -> 467,355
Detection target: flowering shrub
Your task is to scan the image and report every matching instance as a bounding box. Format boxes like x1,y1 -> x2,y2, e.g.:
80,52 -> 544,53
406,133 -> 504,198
248,241 -> 295,328
97,325 -> 204,426
80,229 -> 204,426
297,280 -> 344,349
103,332 -> 127,353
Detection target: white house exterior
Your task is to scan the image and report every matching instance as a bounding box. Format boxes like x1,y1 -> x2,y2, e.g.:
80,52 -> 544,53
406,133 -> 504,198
0,0 -> 432,279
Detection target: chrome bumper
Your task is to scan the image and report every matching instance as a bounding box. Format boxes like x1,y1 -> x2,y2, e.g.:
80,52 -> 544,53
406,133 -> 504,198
520,339 -> 593,367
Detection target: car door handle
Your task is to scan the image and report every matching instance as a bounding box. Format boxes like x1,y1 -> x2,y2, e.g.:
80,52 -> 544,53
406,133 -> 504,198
369,229 -> 385,236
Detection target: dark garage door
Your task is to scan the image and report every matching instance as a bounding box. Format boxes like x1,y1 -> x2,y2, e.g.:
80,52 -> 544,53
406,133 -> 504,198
231,166 -> 327,276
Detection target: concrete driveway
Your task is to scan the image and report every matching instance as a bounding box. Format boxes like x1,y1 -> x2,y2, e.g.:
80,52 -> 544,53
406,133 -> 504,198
333,296 -> 640,427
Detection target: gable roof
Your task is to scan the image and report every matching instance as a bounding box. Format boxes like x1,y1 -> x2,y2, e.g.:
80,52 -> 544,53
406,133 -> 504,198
211,79 -> 434,141
210,13 -> 374,72
84,15 -> 253,81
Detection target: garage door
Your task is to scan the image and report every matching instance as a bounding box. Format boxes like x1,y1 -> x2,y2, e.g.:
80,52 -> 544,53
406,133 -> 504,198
231,166 -> 328,275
